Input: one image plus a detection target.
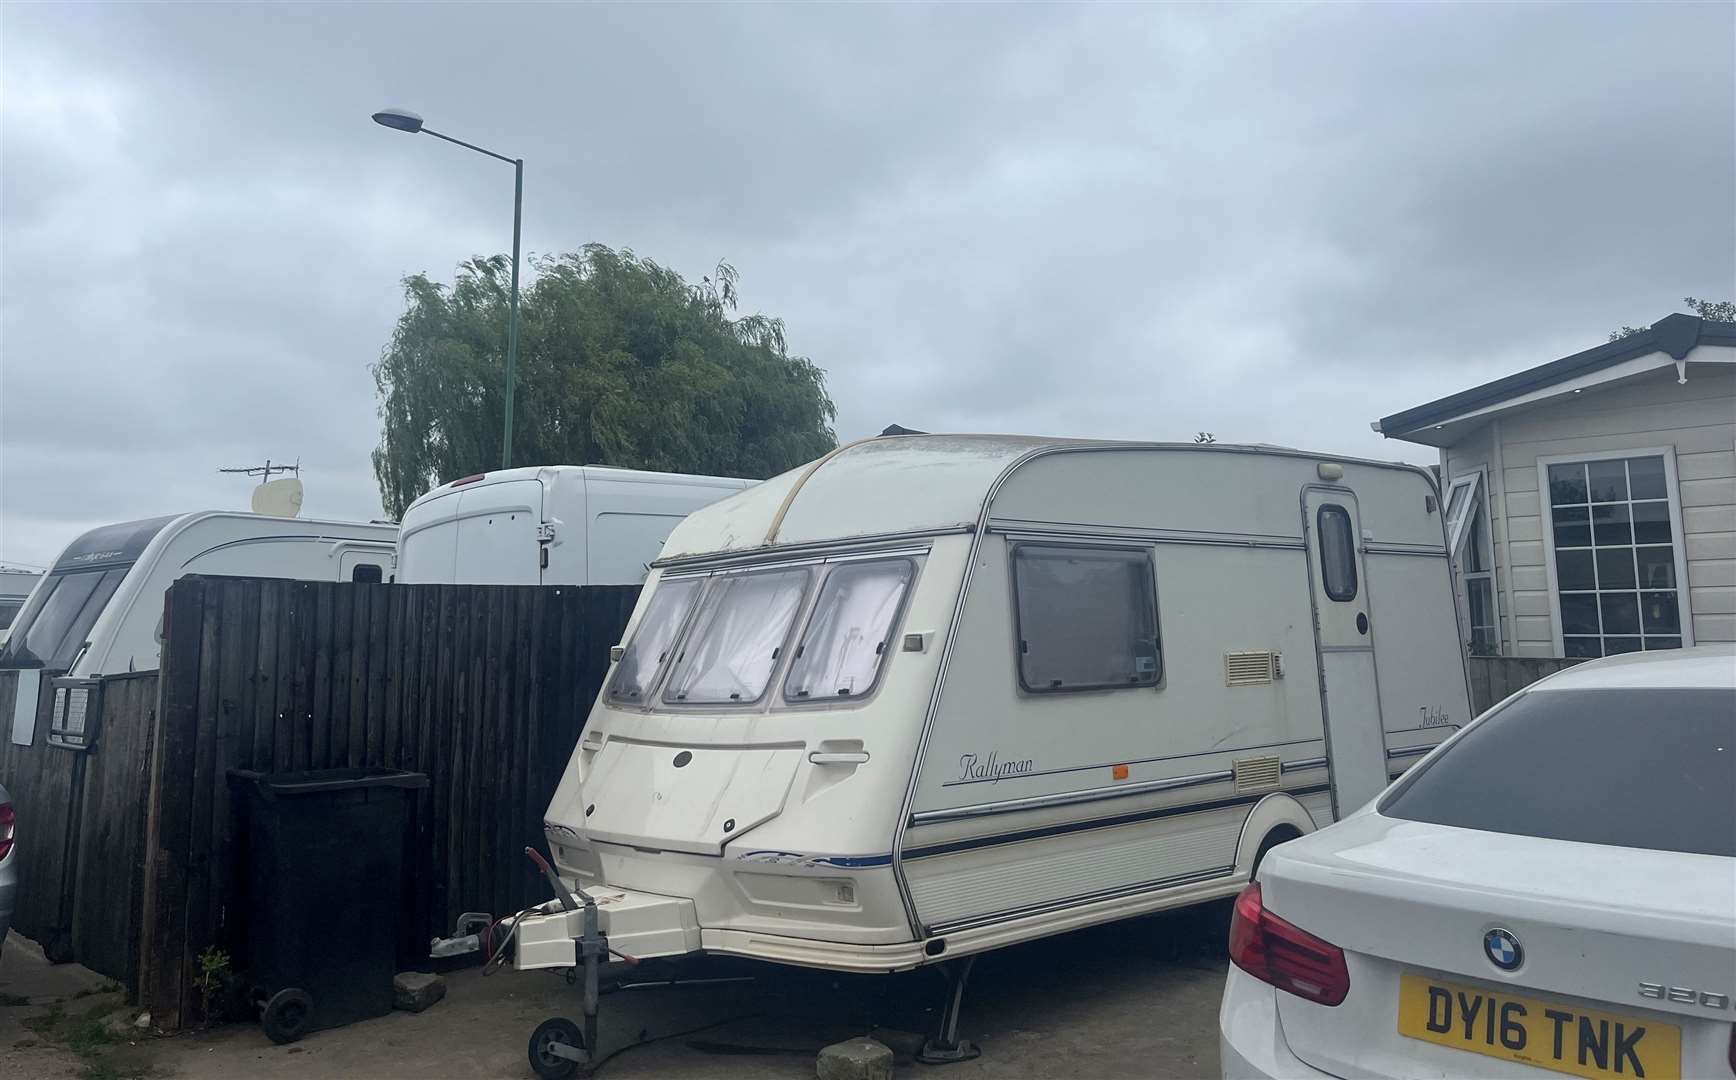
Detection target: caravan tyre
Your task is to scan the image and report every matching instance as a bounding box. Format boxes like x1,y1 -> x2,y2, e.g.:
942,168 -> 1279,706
528,1017 -> 586,1079
260,988 -> 313,1044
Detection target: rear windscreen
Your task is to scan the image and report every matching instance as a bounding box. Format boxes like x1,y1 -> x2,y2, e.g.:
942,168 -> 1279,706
1381,687 -> 1735,857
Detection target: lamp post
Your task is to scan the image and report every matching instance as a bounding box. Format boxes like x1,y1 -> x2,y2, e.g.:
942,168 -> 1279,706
372,108 -> 523,470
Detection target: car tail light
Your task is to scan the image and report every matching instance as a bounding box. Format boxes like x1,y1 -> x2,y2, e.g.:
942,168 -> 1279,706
0,800 -> 14,862
1229,882 -> 1349,1007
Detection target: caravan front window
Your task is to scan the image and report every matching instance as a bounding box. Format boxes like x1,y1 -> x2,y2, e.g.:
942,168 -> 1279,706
606,577 -> 702,704
784,559 -> 914,702
1012,545 -> 1160,693
0,568 -> 128,670
663,568 -> 809,705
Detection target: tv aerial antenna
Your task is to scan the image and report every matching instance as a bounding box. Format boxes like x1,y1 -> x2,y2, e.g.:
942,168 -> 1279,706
220,458 -> 305,517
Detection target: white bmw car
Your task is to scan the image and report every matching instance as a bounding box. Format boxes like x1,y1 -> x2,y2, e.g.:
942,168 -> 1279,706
1220,644 -> 1735,1080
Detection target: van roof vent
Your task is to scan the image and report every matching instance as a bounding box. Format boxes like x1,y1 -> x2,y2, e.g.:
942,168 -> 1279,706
1233,755 -> 1283,793
1225,650 -> 1278,686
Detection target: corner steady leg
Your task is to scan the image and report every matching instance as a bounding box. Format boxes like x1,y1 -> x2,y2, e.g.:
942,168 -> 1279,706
918,955 -> 981,1064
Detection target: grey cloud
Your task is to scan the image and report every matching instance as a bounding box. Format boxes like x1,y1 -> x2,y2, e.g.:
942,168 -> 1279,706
3,2 -> 1731,568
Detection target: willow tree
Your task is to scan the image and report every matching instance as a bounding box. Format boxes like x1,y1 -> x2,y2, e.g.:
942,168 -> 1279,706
371,245 -> 838,518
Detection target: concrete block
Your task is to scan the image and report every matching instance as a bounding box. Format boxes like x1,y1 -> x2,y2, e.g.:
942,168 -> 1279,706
392,971 -> 447,1013
817,1036 -> 893,1080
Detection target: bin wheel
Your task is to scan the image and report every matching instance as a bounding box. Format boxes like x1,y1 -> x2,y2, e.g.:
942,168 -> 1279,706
528,1017 -> 587,1079
261,988 -> 313,1044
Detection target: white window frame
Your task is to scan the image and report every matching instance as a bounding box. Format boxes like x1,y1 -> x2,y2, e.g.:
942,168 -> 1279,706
1445,467 -> 1502,655
1536,446 -> 1695,657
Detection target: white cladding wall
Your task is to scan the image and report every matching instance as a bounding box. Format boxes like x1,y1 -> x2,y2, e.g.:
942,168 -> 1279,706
1442,360 -> 1736,655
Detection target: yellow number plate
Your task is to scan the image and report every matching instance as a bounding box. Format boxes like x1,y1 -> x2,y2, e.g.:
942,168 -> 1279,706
1398,974 -> 1681,1080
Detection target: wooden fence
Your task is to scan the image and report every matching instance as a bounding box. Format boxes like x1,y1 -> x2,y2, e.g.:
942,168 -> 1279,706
1467,655 -> 1585,713
0,576 -> 637,1031
0,670 -> 157,988
137,576 -> 638,1029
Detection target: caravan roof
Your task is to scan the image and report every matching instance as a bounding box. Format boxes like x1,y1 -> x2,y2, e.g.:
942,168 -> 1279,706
658,433 -> 1434,563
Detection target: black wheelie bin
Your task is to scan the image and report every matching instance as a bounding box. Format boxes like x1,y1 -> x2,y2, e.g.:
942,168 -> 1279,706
229,767 -> 428,1043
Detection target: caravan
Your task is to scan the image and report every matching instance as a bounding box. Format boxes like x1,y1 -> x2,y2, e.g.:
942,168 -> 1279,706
395,466 -> 757,587
2,512 -> 394,745
511,434 -> 1473,1073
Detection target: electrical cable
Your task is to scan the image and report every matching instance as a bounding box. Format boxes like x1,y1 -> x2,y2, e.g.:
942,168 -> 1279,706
585,1011 -> 767,1074
482,902 -> 546,977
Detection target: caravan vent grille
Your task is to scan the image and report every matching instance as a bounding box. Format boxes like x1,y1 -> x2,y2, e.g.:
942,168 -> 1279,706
1233,755 -> 1283,793
1225,650 -> 1278,686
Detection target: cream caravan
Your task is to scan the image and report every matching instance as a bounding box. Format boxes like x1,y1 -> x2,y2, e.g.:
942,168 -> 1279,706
511,435 -> 1473,1074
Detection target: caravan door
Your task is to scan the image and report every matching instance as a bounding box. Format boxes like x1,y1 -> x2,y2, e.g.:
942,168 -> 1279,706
1301,487 -> 1388,817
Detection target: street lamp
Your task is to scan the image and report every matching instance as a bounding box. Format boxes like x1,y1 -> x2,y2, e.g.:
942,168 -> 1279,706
372,108 -> 524,470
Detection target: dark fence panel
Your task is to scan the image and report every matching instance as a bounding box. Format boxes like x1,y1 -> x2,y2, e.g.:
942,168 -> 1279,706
1467,655 -> 1585,714
0,669 -> 157,986
70,672 -> 158,990
139,576 -> 637,1030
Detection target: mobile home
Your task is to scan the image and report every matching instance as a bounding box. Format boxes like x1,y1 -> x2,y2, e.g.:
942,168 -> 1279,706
395,466 -> 757,587
3,512 -> 394,745
511,435 -> 1473,1069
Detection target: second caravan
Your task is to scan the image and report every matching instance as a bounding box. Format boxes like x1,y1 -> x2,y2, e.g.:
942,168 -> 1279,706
511,435 -> 1472,1007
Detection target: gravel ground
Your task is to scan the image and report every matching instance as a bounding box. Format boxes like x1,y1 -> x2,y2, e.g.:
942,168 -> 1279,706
3,899 -> 1233,1080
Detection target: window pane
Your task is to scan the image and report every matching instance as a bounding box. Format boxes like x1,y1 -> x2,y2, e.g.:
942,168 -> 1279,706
1563,636 -> 1602,658
1640,591 -> 1680,634
1382,688 -> 1736,856
607,577 -> 702,704
1603,636 -> 1643,655
784,559 -> 913,702
1631,501 -> 1672,544
1635,546 -> 1676,589
1587,459 -> 1628,503
1463,505 -> 1489,573
1015,546 -> 1160,691
1548,464 -> 1587,506
351,564 -> 383,584
1551,505 -> 1590,548
1559,593 -> 1600,635
0,568 -> 126,670
1594,549 -> 1635,589
1627,456 -> 1667,500
1644,636 -> 1682,651
0,599 -> 21,631
1599,593 -> 1639,634
1467,578 -> 1493,629
1444,484 -> 1469,530
665,569 -> 808,704
1317,505 -> 1357,602
1591,503 -> 1631,546
1556,549 -> 1595,591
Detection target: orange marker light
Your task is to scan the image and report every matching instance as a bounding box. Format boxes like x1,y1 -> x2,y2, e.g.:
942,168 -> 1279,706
1112,764 -> 1129,781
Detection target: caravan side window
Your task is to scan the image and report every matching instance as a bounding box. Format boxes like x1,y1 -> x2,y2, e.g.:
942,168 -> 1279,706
1012,545 -> 1161,693
1317,505 -> 1358,602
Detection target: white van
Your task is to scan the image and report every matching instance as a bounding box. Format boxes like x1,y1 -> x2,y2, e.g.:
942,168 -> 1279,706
512,435 -> 1473,1058
394,466 -> 757,587
3,512 -> 394,744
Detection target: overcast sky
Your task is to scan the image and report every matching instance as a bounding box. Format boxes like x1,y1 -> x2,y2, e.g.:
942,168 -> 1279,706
2,3 -> 1731,568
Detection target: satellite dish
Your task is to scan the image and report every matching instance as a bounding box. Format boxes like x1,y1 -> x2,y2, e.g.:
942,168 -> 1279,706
252,476 -> 304,518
